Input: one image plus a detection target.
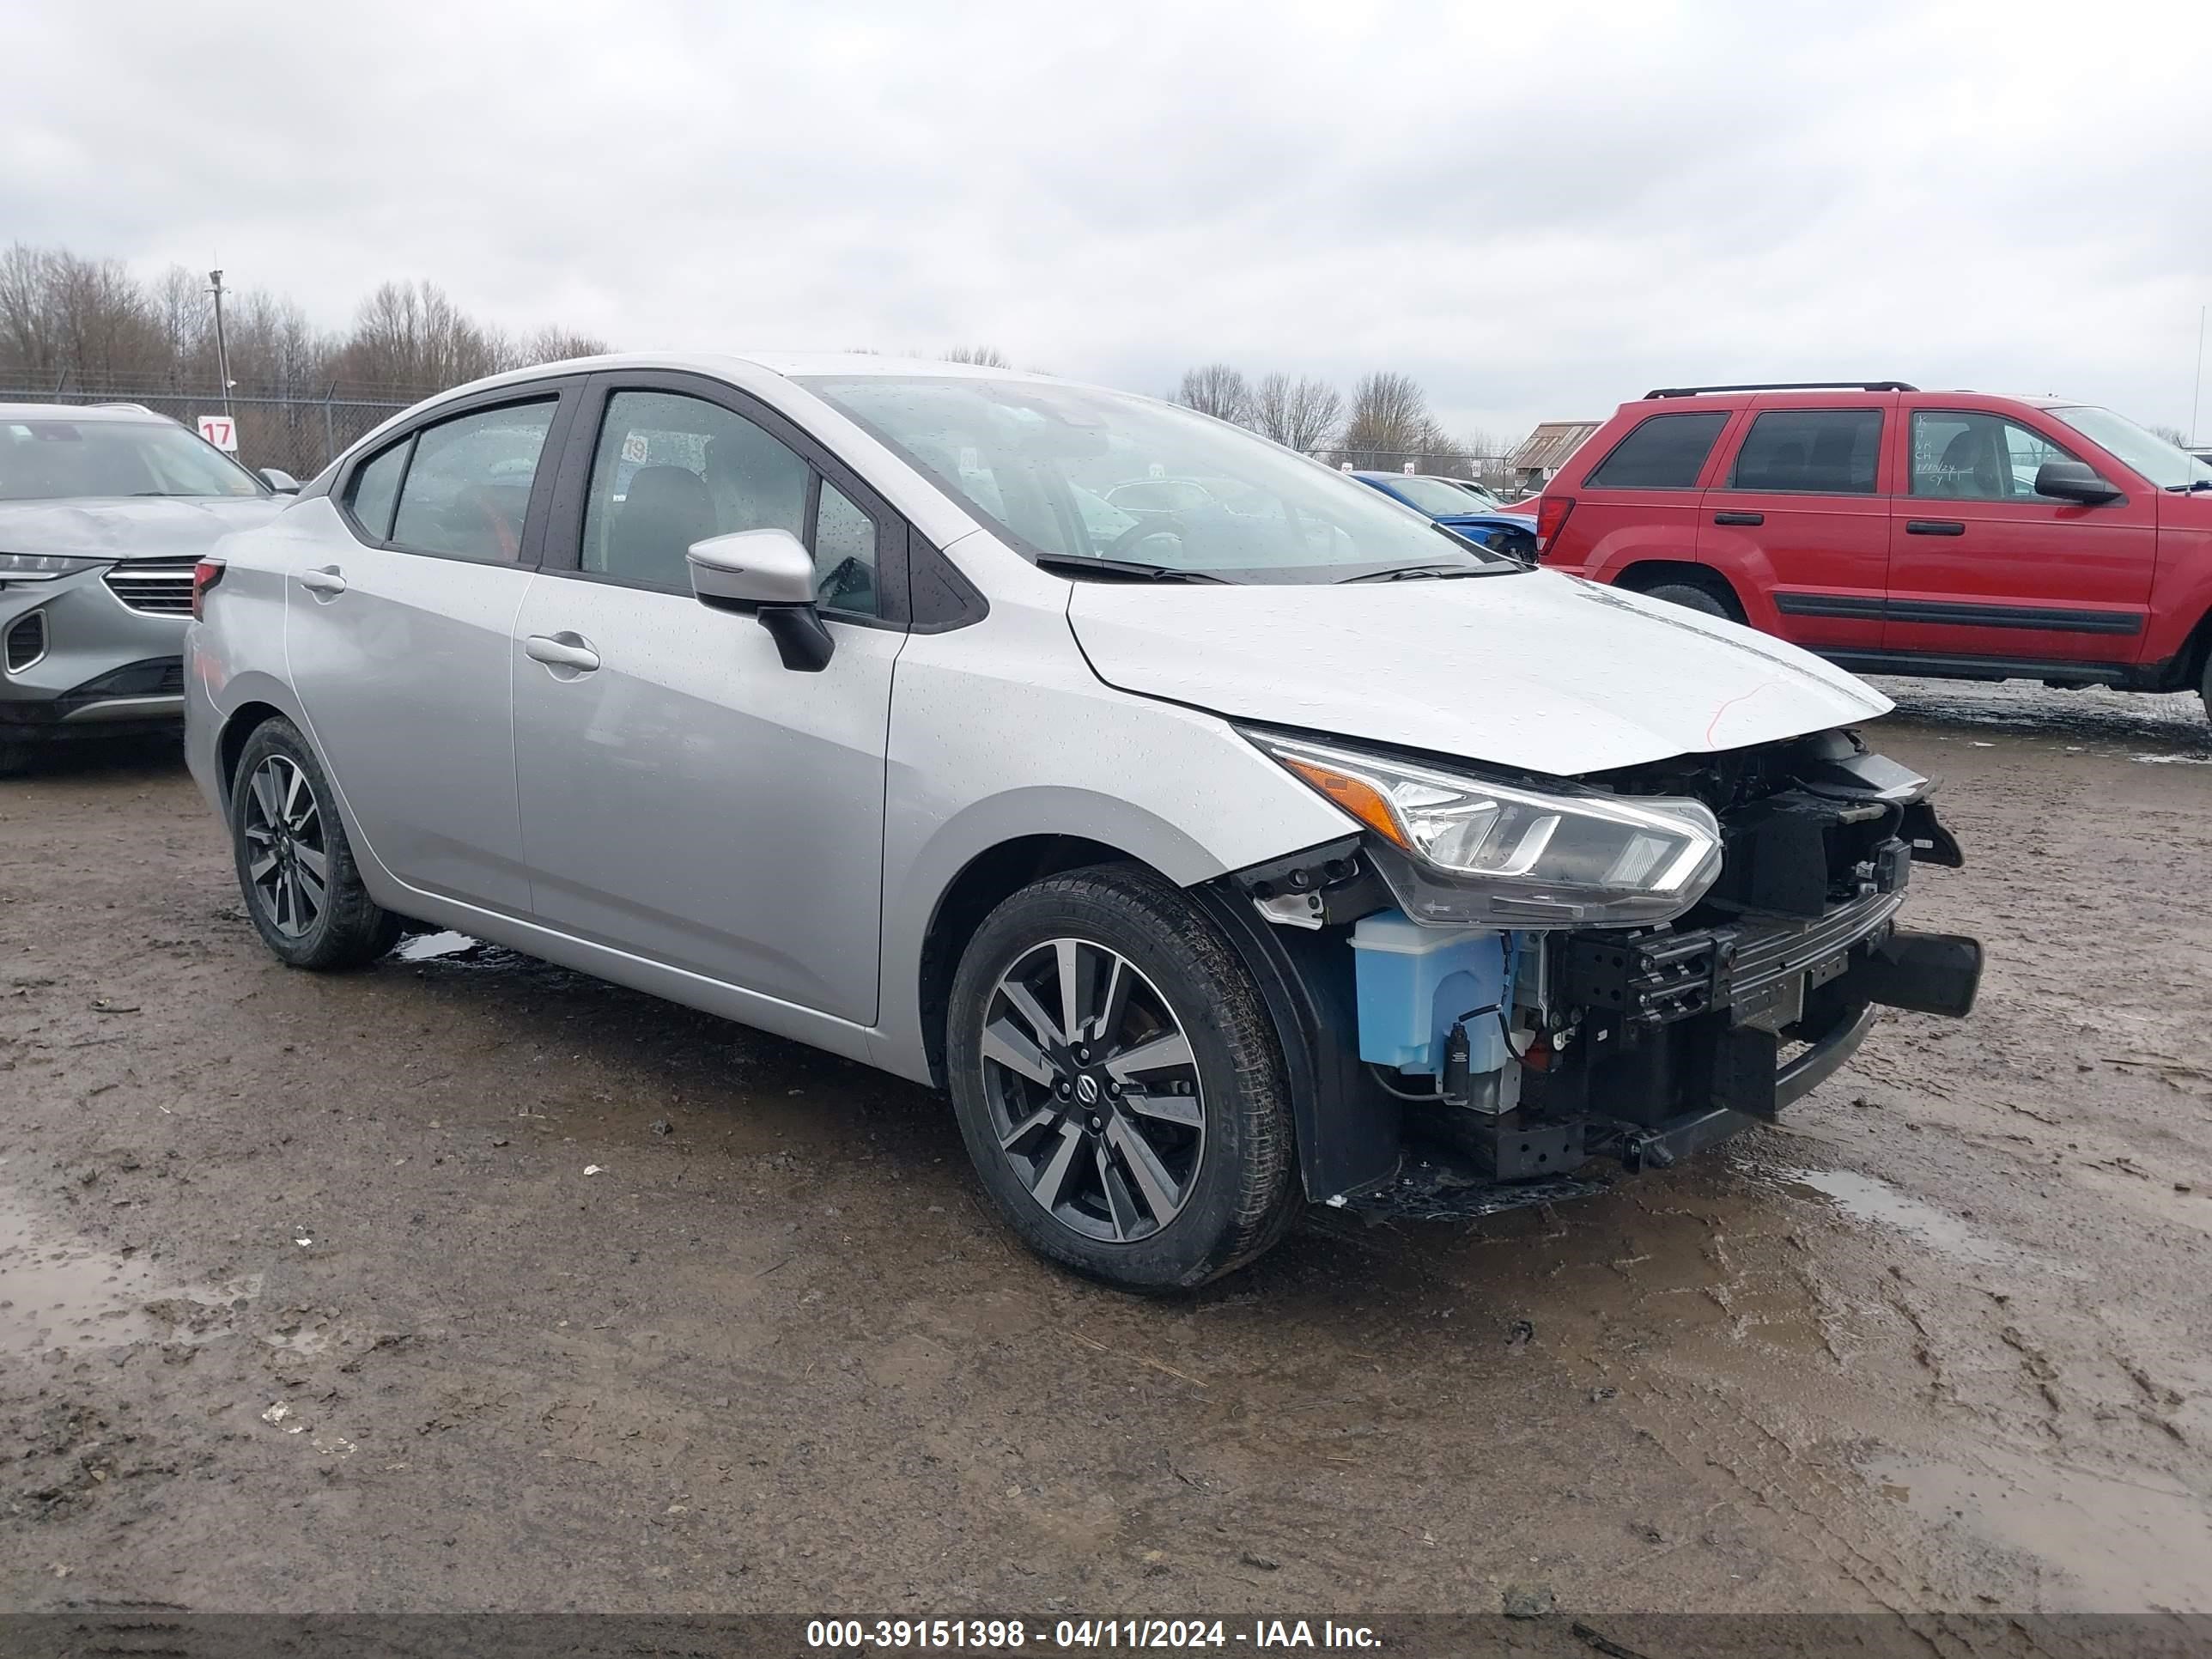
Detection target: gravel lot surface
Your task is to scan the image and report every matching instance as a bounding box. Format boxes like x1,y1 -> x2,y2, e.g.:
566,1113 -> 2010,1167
3,679 -> 2208,1618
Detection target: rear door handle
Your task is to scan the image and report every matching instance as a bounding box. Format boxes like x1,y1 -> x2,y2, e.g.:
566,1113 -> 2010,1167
1905,520 -> 1966,537
300,566 -> 348,595
525,632 -> 601,673
1711,511 -> 1764,526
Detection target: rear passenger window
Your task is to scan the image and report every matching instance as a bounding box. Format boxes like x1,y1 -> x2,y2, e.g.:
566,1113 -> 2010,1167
1729,409 -> 1882,494
1585,412 -> 1729,489
344,439 -> 410,540
389,400 -> 556,562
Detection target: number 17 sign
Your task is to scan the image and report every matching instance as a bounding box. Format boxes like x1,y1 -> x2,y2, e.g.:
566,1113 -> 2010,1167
197,415 -> 238,453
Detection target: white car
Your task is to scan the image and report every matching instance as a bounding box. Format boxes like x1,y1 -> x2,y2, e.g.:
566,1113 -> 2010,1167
185,354 -> 1982,1290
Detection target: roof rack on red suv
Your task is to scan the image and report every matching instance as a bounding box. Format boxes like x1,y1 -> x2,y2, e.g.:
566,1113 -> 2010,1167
1643,381 -> 1917,398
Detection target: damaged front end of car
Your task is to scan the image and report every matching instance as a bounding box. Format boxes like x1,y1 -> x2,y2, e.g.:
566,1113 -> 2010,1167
1203,726 -> 1982,1219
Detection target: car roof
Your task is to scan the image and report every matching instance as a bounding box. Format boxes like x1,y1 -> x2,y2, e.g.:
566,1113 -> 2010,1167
450,350 -> 1067,397
0,402 -> 182,423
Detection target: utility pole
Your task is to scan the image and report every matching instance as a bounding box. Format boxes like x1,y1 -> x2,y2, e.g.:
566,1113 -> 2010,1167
208,268 -> 234,420
2192,304 -> 2206,448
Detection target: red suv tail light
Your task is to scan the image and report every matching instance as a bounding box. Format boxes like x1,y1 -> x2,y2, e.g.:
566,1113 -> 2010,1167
1534,495 -> 1576,556
191,557 -> 226,621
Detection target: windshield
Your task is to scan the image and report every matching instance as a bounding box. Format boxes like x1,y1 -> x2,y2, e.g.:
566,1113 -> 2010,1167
798,375 -> 1516,583
0,419 -> 269,501
2048,406 -> 2212,491
1387,474 -> 1493,517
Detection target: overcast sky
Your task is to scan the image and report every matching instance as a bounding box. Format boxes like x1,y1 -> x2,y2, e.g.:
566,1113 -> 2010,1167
7,0 -> 2209,441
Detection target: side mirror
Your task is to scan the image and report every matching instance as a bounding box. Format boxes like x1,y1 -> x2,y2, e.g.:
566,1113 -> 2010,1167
2034,459 -> 2122,505
686,529 -> 834,672
259,467 -> 301,495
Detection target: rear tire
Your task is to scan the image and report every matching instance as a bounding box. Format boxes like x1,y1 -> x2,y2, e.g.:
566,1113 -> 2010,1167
229,717 -> 401,970
2200,654 -> 2212,726
0,742 -> 33,778
945,863 -> 1299,1291
1635,578 -> 1742,623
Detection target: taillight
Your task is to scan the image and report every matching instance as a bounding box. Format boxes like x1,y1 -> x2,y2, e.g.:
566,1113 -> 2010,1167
1534,495 -> 1576,556
191,557 -> 225,621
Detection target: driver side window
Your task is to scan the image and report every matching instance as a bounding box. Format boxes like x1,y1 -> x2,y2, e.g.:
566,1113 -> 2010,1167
1911,411 -> 2086,503
579,390 -> 882,616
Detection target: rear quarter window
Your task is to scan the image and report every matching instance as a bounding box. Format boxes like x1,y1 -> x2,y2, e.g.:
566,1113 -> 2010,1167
1584,411 -> 1730,489
344,439 -> 410,540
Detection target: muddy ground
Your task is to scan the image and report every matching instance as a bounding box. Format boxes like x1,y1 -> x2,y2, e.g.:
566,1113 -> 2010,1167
2,679 -> 2209,1621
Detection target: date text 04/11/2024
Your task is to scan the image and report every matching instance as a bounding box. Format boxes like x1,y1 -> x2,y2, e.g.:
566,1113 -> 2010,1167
804,1620 -> 1382,1650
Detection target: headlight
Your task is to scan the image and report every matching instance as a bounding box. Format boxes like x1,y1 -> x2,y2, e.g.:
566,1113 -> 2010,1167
1249,732 -> 1722,927
0,553 -> 100,582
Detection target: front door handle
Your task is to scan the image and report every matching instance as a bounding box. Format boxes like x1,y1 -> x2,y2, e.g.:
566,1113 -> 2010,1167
300,566 -> 348,595
525,632 -> 601,673
1711,510 -> 1765,526
1905,520 -> 1966,537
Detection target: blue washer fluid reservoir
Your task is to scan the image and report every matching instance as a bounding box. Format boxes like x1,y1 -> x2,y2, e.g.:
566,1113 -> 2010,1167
1349,910 -> 1510,1077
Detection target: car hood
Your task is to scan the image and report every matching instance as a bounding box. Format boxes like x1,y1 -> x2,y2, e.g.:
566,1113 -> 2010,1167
1066,568 -> 1891,776
0,495 -> 284,560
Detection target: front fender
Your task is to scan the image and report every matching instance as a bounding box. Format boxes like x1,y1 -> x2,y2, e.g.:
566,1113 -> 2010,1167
871,595 -> 1356,1082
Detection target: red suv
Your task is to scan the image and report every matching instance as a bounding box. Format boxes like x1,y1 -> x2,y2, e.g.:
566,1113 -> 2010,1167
1533,381 -> 2212,721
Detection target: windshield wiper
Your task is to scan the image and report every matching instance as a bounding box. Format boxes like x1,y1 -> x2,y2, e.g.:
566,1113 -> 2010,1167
1033,553 -> 1232,584
2165,480 -> 2212,493
1336,562 -> 1493,584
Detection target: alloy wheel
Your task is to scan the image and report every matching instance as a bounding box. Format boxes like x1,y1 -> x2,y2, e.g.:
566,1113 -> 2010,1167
979,938 -> 1206,1243
240,755 -> 328,939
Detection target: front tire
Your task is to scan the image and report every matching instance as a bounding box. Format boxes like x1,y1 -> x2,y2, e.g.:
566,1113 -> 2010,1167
229,717 -> 400,969
2200,653 -> 2212,726
945,864 -> 1299,1291
0,742 -> 33,778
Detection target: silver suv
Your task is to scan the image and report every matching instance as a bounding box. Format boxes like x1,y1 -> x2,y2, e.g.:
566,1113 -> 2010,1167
1,403 -> 288,772
185,355 -> 1982,1290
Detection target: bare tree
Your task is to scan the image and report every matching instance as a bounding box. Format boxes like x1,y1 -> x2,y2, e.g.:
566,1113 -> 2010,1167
1252,372 -> 1341,451
1175,362 -> 1254,426
942,344 -> 1011,367
0,243 -> 58,377
2149,422 -> 2190,447
1341,371 -> 1431,465
0,242 -> 611,411
332,280 -> 514,389
151,266 -> 214,380
520,325 -> 611,365
226,289 -> 325,386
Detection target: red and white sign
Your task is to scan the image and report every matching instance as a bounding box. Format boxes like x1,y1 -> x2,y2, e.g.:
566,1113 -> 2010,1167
196,415 -> 238,453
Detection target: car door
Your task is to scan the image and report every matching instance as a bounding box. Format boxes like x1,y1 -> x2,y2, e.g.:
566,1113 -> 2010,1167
1883,407 -> 2155,666
1697,403 -> 1892,652
286,384 -> 575,913
510,372 -> 907,1024
1554,406 -> 1735,580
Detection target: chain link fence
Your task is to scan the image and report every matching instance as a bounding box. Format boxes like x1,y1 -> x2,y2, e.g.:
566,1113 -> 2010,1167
0,376 -> 425,479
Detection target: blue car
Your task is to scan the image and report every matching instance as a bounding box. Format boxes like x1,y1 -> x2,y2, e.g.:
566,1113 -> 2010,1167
1351,471 -> 1536,561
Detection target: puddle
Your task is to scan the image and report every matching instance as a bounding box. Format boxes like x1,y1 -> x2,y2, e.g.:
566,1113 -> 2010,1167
1,1194 -> 253,1358
1777,1167 -> 2059,1273
396,929 -> 482,963
1868,1444 -> 2212,1610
